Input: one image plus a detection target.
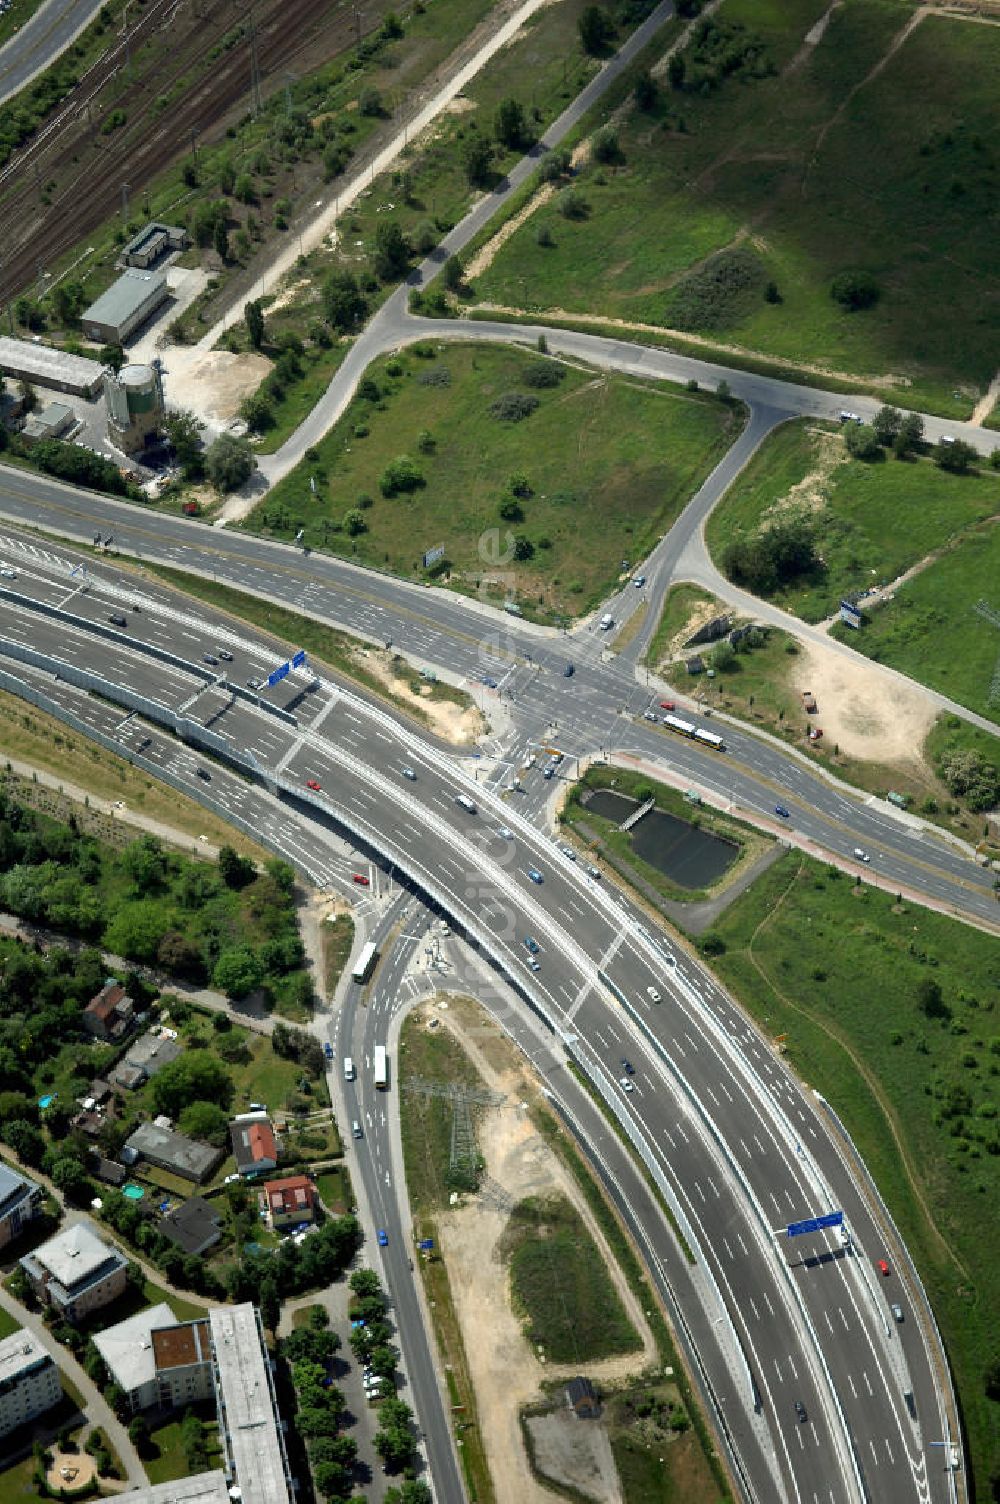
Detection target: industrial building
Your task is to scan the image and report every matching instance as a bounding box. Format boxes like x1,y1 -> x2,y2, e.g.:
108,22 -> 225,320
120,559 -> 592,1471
20,401 -> 76,445
0,1329 -> 62,1438
120,221 -> 189,270
0,335 -> 104,397
104,362 -> 166,455
80,269 -> 170,345
113,1474 -> 230,1504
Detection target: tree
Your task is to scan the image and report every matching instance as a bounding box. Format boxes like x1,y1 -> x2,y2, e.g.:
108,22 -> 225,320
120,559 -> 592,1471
103,900 -> 169,964
830,270 -> 880,310
350,1268 -> 383,1298
578,4 -> 614,54
239,391 -> 274,433
218,845 -> 256,890
165,409 -> 206,480
934,437 -> 977,474
260,1277 -> 281,1333
442,255 -> 463,292
128,1415 -> 151,1454
244,300 -> 265,350
213,945 -> 264,999
121,835 -> 166,895
844,422 -> 882,461
494,97 -> 528,150
463,133 -> 493,188
213,217 -> 229,263
374,1397 -> 416,1472
344,508 -> 367,537
49,1156 -> 91,1204
151,1054 -> 234,1117
373,220 -> 410,281
498,496 -> 522,522
667,51 -> 685,88
893,411 -> 924,459
634,69 -> 658,109
3,1119 -> 45,1166
322,270 -> 366,332
871,405 -> 902,447
359,85 -> 383,117
379,456 -> 424,496
99,344 -> 125,374
205,432 -> 256,493
178,1101 -> 229,1147
916,978 -> 949,1020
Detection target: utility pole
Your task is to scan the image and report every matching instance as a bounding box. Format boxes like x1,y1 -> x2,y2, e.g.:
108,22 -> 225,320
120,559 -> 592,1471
121,182 -> 130,222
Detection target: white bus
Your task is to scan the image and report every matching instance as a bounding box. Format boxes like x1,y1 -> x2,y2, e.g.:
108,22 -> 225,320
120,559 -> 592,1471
352,941 -> 378,985
662,713 -> 696,738
374,1044 -> 389,1090
693,727 -> 726,752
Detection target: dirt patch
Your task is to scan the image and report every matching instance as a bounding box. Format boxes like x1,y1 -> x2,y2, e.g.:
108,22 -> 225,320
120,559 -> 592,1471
424,998 -> 657,1504
789,637 -> 936,765
360,650 -> 486,745
466,184 -> 557,279
161,346 -> 272,429
784,0 -> 842,75
445,94 -> 478,114
45,1451 -> 97,1495
762,426 -> 846,524
526,1410 -> 622,1504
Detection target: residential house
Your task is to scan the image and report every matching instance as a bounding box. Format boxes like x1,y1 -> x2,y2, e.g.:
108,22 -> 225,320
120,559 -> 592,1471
160,1198 -> 223,1257
0,1329 -> 62,1438
19,1219 -> 128,1322
123,1123 -> 222,1185
263,1175 -> 316,1230
90,1157 -> 127,1188
230,1115 -> 279,1178
110,1031 -> 181,1091
0,1163 -> 43,1252
83,979 -> 134,1041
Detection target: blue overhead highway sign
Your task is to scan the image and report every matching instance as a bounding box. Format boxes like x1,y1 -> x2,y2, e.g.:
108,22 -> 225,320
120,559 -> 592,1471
786,1210 -> 844,1239
292,649 -> 306,668
268,662 -> 290,686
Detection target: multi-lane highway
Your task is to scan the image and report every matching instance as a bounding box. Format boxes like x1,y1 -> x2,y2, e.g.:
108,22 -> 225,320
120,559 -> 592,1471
0,532 -> 968,1504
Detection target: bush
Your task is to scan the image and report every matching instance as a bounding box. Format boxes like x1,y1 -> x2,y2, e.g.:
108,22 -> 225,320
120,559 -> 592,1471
592,127 -> 623,165
521,360 -> 565,389
667,247 -> 764,331
557,189 -> 589,220
539,148 -> 570,183
489,392 -> 539,423
830,271 -> 880,311
723,518 -> 818,595
379,456 -> 425,496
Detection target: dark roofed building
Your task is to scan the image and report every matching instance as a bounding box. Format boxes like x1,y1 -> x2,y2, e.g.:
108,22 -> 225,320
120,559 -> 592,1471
124,1123 -> 222,1185
84,980 -> 134,1041
90,1157 -> 127,1188
230,1116 -> 279,1177
565,1376 -> 600,1419
160,1197 -> 223,1257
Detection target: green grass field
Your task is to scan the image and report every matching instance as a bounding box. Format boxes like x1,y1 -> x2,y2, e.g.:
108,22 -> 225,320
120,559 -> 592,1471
704,420 -> 1000,625
245,343 -> 739,621
400,1013 -> 483,1210
502,1193 -> 641,1363
476,0 -> 1000,413
830,522 -> 1000,727
706,853 -> 1000,1493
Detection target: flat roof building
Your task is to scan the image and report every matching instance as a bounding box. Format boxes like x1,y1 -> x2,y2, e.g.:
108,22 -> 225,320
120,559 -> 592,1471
152,1317 -> 214,1411
80,270 -> 170,346
120,221 -> 189,270
110,1473 -> 230,1504
20,1218 -> 128,1322
210,1304 -> 293,1504
0,1329 -> 62,1438
0,1162 -> 43,1251
93,1301 -> 174,1413
20,400 -> 76,445
0,335 -> 105,397
124,1122 -> 222,1184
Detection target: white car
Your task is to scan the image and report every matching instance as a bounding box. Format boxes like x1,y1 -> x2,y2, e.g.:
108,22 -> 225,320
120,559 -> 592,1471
646,986 -> 661,1003
0,568 -> 17,579
619,1076 -> 635,1093
853,848 -> 871,863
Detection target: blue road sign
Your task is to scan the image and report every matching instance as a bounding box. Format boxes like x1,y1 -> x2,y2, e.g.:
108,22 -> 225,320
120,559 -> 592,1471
292,649 -> 306,668
267,662 -> 290,686
786,1210 -> 844,1239
418,1239 -> 435,1250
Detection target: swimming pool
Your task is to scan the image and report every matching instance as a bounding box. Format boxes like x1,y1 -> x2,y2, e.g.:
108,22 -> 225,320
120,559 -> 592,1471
122,1184 -> 145,1201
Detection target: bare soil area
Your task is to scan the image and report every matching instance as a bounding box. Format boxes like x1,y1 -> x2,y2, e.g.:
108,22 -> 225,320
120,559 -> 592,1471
361,650 -> 487,745
423,997 -> 657,1504
790,637 -> 936,765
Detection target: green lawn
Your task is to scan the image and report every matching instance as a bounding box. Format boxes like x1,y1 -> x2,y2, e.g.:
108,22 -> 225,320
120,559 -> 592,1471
322,913 -> 355,1000
830,521 -> 1000,727
706,853 -> 1000,1494
644,582 -> 717,670
245,343 -> 739,622
399,1014 -> 483,1212
704,421 -> 1000,625
0,1306 -> 20,1341
477,0 -> 1000,413
145,1403 -> 222,1485
503,1193 -> 641,1362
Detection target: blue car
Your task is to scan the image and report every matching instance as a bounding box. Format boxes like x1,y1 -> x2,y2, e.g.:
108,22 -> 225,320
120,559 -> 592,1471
323,1042 -> 334,1060
775,805 -> 790,819
377,1229 -> 389,1247
527,868 -> 543,884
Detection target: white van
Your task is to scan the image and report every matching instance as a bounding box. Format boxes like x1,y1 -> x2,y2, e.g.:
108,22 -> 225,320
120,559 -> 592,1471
343,1057 -> 355,1081
455,794 -> 477,813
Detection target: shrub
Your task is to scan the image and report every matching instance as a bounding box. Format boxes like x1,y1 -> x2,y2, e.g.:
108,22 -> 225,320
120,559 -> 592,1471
830,271 -> 880,311
592,127 -> 623,165
521,360 -> 565,389
379,456 -> 425,496
557,190 -> 589,220
489,392 -> 539,422
667,247 -> 765,331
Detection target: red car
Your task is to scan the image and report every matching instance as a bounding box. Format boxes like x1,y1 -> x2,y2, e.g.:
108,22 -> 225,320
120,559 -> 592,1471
352,874 -> 370,887
877,1259 -> 890,1277
660,700 -> 675,711
306,779 -> 321,791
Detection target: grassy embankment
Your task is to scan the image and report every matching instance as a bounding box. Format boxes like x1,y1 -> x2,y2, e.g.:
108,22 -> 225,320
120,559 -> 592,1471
475,0 -> 1000,416
244,342 -> 739,624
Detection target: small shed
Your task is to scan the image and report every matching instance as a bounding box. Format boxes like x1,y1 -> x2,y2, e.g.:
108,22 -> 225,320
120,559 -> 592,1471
685,654 -> 705,676
565,1376 -> 600,1419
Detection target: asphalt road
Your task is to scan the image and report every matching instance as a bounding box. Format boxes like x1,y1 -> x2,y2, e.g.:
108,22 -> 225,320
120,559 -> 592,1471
0,551 -> 966,1504
0,0 -> 104,104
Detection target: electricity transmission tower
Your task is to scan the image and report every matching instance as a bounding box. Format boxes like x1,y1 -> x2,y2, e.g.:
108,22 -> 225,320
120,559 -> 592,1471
973,600 -> 1000,705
